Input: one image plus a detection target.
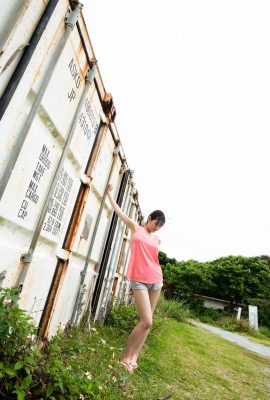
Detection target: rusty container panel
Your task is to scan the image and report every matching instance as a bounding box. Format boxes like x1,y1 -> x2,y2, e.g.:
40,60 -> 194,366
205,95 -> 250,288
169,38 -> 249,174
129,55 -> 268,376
0,0 -> 138,336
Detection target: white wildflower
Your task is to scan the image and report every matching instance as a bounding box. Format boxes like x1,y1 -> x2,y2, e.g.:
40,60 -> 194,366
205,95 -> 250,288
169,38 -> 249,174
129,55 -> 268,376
3,297 -> 12,306
84,371 -> 92,380
112,376 -> 117,382
58,322 -> 65,331
100,338 -> 106,345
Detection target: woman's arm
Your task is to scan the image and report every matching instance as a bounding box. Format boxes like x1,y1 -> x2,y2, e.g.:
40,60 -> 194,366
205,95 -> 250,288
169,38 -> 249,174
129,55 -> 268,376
107,184 -> 138,233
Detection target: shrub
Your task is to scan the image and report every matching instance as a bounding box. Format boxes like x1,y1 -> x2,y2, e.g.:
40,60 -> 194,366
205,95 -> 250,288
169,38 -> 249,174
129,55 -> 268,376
105,303 -> 139,333
0,287 -> 41,399
0,288 -> 103,399
259,326 -> 270,338
156,294 -> 190,322
191,307 -> 225,323
217,316 -> 252,333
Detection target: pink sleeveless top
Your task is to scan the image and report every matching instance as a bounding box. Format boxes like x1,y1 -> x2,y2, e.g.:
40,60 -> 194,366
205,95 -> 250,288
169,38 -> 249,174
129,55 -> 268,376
126,226 -> 163,284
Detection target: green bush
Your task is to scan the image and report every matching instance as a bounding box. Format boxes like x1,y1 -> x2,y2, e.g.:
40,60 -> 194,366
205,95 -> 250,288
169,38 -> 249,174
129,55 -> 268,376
217,316 -> 252,333
187,298 -> 226,323
0,287 -> 41,399
0,288 -> 103,399
259,326 -> 270,338
37,334 -> 102,399
156,294 -> 190,322
105,303 -> 139,333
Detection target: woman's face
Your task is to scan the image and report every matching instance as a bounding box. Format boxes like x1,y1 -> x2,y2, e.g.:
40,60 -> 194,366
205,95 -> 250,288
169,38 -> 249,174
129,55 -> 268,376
147,218 -> 164,232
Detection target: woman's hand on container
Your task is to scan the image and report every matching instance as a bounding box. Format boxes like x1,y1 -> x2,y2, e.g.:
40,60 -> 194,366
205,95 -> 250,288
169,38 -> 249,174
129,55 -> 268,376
107,183 -> 113,193
106,183 -> 137,233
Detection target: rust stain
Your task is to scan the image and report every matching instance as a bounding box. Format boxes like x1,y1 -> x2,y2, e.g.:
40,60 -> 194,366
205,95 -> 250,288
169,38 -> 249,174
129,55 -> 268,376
86,124 -> 108,179
76,41 -> 84,57
65,185 -> 90,250
33,18 -> 65,83
38,259 -> 69,339
94,262 -> 99,273
111,276 -> 118,298
81,61 -> 89,78
116,239 -> 127,274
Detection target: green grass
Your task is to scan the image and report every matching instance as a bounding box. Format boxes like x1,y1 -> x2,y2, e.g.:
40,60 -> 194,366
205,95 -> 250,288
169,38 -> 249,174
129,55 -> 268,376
237,331 -> 270,347
54,316 -> 270,400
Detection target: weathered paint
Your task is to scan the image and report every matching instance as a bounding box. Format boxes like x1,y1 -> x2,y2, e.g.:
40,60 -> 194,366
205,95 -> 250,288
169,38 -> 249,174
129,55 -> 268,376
0,0 -> 141,338
0,1 -> 50,94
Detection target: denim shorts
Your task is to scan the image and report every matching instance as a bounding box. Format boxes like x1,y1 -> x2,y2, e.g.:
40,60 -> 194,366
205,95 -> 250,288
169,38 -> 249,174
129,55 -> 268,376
129,280 -> 163,291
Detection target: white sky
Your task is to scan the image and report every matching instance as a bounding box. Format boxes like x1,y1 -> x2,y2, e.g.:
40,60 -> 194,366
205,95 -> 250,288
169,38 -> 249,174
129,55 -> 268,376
84,1 -> 270,261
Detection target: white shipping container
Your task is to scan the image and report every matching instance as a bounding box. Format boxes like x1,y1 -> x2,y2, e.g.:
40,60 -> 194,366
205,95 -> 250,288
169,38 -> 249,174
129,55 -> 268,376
0,0 -> 141,338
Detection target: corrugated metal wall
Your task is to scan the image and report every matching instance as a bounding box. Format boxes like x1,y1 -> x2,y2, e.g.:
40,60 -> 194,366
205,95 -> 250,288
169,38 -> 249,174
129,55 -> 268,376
0,0 -> 140,338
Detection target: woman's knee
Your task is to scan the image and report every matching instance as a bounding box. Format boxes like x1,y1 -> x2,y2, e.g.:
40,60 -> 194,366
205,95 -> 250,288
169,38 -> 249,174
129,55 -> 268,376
141,317 -> 153,330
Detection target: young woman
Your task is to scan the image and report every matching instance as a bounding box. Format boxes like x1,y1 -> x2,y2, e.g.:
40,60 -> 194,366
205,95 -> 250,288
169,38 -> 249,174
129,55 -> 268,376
107,184 -> 165,373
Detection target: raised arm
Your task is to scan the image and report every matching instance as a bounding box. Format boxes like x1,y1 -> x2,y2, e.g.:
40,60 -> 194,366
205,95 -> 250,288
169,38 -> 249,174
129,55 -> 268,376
107,184 -> 138,233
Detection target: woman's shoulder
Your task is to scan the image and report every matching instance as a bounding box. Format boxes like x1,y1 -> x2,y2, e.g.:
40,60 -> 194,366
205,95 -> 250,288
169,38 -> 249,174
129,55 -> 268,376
130,223 -> 140,235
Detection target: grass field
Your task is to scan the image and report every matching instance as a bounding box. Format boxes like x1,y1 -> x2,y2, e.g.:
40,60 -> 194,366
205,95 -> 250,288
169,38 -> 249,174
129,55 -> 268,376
238,332 -> 270,347
56,317 -> 270,399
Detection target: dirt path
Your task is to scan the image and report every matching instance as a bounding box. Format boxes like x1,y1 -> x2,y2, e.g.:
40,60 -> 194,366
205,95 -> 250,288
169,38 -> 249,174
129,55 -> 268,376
194,321 -> 270,357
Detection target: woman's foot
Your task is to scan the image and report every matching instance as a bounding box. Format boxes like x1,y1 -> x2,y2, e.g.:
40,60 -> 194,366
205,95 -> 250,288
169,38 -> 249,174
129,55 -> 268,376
120,360 -> 133,373
130,361 -> 138,370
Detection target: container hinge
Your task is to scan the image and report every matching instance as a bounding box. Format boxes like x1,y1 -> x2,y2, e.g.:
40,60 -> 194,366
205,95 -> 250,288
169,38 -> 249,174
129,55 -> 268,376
120,159 -> 128,174
99,110 -> 109,124
86,64 -> 97,85
102,93 -> 116,122
56,248 -> 70,261
113,143 -> 121,156
65,3 -> 83,30
0,270 -> 7,281
80,173 -> 91,186
20,254 -> 33,263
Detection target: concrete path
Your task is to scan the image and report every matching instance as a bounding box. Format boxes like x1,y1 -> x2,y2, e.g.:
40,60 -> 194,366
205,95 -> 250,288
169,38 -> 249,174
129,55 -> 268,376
194,321 -> 270,358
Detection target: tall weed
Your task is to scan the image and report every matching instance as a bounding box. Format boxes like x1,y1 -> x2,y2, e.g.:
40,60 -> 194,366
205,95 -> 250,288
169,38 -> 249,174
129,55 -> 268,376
156,294 -> 190,322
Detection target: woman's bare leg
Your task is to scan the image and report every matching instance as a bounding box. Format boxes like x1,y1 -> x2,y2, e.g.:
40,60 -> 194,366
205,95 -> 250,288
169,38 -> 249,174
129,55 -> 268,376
121,290 -> 152,365
129,288 -> 161,365
121,289 -> 161,368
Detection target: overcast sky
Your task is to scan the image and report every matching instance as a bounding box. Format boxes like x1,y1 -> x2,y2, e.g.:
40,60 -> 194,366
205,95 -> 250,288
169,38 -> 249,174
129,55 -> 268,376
84,1 -> 270,262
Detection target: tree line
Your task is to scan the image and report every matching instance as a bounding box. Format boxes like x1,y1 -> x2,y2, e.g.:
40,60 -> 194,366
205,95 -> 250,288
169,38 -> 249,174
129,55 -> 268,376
159,252 -> 270,327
